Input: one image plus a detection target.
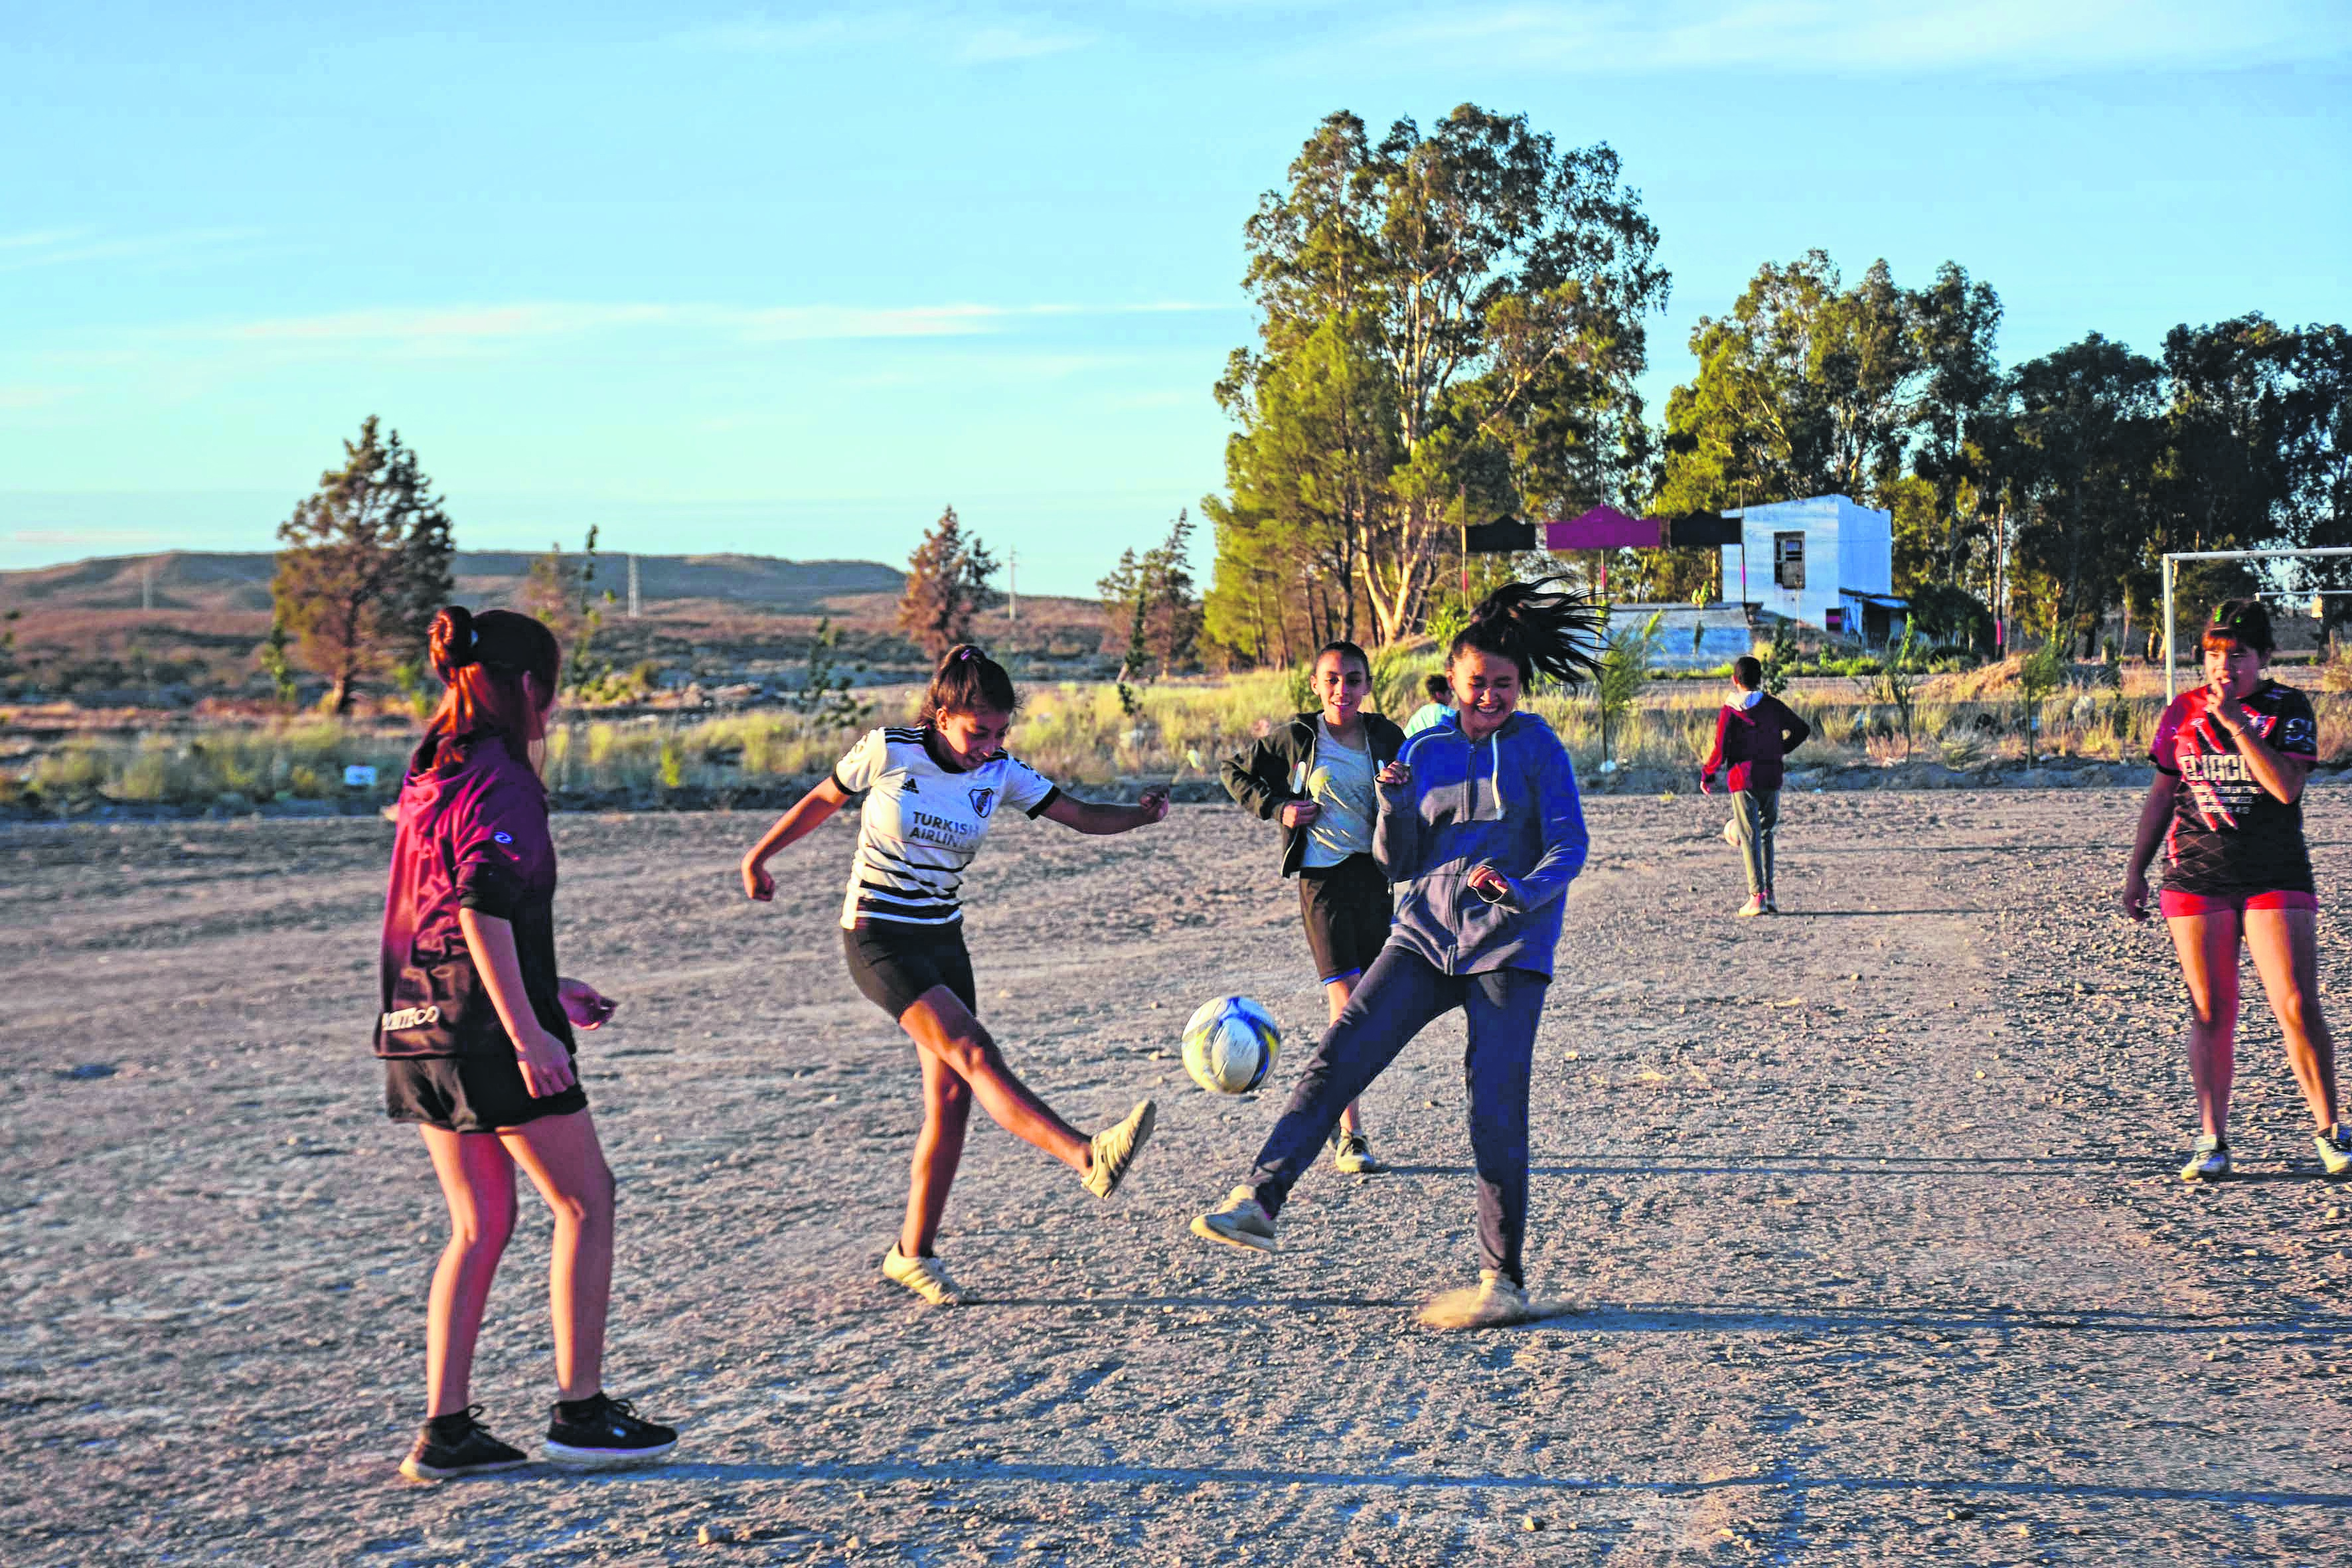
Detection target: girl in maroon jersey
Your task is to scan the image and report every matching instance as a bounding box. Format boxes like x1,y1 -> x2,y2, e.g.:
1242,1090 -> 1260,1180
378,607 -> 674,1480
2122,599 -> 2351,1180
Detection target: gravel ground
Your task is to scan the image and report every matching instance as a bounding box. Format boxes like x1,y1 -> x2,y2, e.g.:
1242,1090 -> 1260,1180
6,789 -> 2352,1565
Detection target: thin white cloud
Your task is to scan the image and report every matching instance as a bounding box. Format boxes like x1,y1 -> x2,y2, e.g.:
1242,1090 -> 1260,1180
1361,0 -> 2343,73
0,226 -> 270,274
958,23 -> 1093,61
0,384 -> 84,411
149,299 -> 1231,354
673,6 -> 1091,64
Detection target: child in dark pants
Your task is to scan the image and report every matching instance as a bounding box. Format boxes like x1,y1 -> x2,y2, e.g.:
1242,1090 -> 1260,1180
1195,579 -> 1603,1330
1701,655 -> 1810,916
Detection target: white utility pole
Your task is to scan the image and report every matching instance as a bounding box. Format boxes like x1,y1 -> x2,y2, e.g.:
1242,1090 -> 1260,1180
141,563 -> 151,612
627,554 -> 641,620
1008,550 -> 1018,625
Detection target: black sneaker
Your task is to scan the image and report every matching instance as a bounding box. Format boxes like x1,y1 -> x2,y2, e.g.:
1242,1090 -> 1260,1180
544,1392 -> 677,1470
399,1405 -> 530,1482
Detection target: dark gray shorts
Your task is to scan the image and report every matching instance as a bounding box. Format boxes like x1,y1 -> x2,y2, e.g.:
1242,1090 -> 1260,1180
384,1054 -> 588,1134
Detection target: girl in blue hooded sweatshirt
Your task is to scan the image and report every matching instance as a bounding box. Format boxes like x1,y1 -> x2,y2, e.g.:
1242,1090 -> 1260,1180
1193,578 -> 1602,1328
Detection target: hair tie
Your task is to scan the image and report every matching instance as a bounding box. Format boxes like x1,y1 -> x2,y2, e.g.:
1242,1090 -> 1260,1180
957,647 -> 976,661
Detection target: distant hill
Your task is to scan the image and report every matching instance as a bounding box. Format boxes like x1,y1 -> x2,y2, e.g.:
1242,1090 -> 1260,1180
0,550 -> 905,615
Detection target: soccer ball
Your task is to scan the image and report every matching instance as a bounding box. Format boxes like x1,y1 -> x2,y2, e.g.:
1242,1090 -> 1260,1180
1181,996 -> 1281,1095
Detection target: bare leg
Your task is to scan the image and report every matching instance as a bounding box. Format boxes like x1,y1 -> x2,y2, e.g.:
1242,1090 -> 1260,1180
899,987 -> 1088,1170
1326,973 -> 1366,1137
902,1045 -> 974,1257
2167,910 -> 2242,1139
418,1127 -> 518,1417
500,1110 -> 615,1403
2244,905 -> 2342,1130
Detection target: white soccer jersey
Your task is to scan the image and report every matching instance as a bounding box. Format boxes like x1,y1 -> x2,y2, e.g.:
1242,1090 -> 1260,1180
831,725 -> 1061,928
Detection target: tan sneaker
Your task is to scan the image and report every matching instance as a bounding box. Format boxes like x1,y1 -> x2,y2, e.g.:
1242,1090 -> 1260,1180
1330,1131 -> 1383,1175
883,1243 -> 965,1306
1081,1100 -> 1156,1199
1190,1186 -> 1277,1253
1736,896 -> 1766,917
1417,1269 -> 1535,1330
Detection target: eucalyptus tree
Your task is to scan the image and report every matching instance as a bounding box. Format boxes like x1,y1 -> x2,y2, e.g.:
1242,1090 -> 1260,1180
1209,105 -> 1670,649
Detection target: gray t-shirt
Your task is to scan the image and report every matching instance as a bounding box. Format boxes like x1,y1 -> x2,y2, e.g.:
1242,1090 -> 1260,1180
1302,720 -> 1376,868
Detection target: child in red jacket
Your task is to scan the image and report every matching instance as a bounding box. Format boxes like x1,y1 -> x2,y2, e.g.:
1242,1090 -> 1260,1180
1701,655 -> 1811,915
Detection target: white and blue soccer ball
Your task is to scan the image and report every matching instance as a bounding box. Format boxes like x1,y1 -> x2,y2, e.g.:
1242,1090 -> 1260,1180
1181,995 -> 1281,1095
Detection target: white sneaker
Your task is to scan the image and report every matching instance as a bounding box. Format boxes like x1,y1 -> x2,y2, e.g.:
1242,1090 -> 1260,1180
2180,1133 -> 2231,1182
2317,1124 -> 2352,1177
1417,1269 -> 1535,1330
1736,895 -> 1766,917
883,1243 -> 965,1307
1190,1186 -> 1277,1253
1330,1131 -> 1383,1175
1081,1101 -> 1156,1199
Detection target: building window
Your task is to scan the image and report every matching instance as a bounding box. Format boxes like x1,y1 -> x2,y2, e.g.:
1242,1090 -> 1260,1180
1824,607 -> 1845,634
1773,532 -> 1805,590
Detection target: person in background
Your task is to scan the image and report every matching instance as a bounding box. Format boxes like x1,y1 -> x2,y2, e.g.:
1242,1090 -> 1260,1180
2123,598 -> 2350,1182
1701,655 -> 1810,916
1220,640 -> 1406,1175
1403,672 -> 1455,738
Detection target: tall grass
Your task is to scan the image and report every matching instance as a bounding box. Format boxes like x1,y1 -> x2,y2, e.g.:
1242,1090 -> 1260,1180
17,674 -> 2343,809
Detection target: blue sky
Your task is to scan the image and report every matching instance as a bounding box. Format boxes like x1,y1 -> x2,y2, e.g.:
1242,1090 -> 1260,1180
3,1 -> 2346,595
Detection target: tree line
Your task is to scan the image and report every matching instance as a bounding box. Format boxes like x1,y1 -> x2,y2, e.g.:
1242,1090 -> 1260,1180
1202,103 -> 2350,665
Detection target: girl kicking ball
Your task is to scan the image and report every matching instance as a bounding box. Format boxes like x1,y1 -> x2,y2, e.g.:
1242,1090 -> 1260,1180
741,645 -> 1166,1307
1194,580 -> 1603,1329
2122,599 -> 2351,1181
1221,640 -> 1406,1174
380,607 -> 674,1481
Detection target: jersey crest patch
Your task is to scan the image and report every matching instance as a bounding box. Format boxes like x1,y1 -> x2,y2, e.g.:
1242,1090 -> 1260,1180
969,786 -> 996,819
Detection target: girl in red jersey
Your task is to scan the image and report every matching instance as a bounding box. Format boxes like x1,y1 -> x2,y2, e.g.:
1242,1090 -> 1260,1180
2122,599 -> 2351,1181
379,607 -> 674,1480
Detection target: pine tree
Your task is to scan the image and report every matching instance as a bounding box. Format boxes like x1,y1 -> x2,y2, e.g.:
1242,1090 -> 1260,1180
898,506 -> 999,658
270,417 -> 455,714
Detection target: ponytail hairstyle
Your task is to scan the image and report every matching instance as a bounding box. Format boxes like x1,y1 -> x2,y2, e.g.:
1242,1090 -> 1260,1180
919,643 -> 1019,726
1447,575 -> 1607,690
422,606 -> 562,773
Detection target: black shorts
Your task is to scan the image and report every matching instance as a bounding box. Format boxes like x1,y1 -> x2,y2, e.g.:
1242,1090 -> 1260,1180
384,1054 -> 588,1134
1298,854 -> 1393,984
843,920 -> 978,1020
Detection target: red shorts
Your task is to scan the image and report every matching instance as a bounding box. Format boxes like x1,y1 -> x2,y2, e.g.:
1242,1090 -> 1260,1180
2159,888 -> 2319,919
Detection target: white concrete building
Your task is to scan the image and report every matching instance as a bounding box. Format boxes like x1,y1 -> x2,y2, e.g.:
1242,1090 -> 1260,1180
1719,495 -> 1903,645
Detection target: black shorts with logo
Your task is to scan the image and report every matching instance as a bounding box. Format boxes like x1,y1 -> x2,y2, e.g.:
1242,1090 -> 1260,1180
384,1052 -> 588,1135
843,919 -> 979,1020
1298,853 -> 1393,984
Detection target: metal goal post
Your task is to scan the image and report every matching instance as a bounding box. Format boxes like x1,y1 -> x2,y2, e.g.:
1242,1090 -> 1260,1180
2163,546 -> 2352,702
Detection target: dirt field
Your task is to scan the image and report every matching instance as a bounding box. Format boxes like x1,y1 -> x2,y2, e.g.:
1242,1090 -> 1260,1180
7,788 -> 2352,1565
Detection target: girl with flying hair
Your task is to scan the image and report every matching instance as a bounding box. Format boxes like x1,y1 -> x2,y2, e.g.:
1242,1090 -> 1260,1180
378,607 -> 674,1481
741,645 -> 1166,1308
1194,578 -> 1603,1328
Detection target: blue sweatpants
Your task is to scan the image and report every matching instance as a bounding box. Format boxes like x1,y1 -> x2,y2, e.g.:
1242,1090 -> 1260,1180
1245,943 -> 1549,1283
